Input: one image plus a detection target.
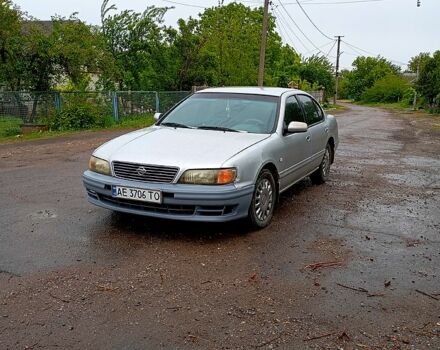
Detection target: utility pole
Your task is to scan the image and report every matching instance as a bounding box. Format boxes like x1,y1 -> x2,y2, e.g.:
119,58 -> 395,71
413,58 -> 420,110
258,0 -> 270,87
333,35 -> 343,105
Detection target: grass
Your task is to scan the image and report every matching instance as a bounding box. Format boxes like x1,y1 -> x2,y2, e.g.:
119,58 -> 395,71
354,101 -> 410,110
0,117 -> 22,138
0,114 -> 156,144
351,100 -> 440,130
323,103 -> 347,114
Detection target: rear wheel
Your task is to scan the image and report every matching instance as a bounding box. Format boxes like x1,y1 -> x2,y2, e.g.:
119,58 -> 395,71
248,169 -> 276,229
311,143 -> 332,184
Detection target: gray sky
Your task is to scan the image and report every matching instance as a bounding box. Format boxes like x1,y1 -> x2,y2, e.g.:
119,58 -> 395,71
13,0 -> 440,70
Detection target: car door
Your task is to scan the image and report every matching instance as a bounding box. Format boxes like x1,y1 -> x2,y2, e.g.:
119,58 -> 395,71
296,94 -> 327,169
277,95 -> 313,191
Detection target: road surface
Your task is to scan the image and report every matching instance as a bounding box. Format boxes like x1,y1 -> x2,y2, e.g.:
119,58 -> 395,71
0,104 -> 439,349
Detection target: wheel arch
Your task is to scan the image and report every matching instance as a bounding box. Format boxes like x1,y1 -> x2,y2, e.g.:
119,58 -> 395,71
259,162 -> 280,198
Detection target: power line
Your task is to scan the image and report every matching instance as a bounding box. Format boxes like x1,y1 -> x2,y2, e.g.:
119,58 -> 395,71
273,7 -> 310,52
161,0 -> 206,8
272,8 -> 299,52
342,40 -> 407,66
294,0 -> 333,40
324,39 -> 337,58
284,0 -> 389,5
303,40 -> 335,56
277,0 -> 329,56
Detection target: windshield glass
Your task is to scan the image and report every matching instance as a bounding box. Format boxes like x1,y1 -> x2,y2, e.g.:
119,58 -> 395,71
159,93 -> 279,134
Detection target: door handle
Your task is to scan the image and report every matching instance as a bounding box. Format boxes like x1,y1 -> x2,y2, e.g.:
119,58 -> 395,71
306,136 -> 311,142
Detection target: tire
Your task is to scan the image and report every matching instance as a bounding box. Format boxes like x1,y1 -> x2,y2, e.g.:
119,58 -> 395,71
248,169 -> 277,229
311,143 -> 332,184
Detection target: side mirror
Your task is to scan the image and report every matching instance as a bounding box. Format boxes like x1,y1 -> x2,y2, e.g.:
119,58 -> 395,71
287,121 -> 308,133
154,112 -> 162,121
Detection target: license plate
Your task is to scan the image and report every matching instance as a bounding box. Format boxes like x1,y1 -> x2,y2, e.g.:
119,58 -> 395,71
112,186 -> 162,204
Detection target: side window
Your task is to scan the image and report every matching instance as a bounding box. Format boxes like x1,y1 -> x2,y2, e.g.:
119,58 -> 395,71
312,100 -> 325,122
297,95 -> 323,125
284,96 -> 305,128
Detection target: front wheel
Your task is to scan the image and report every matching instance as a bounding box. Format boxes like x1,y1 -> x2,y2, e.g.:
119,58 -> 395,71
248,169 -> 276,229
311,143 -> 332,184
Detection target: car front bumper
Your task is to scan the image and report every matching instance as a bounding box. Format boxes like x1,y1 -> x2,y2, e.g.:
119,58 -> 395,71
83,170 -> 254,222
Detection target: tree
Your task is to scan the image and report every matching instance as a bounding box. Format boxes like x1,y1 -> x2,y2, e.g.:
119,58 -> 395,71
271,44 -> 300,87
101,2 -> 178,90
196,3 -> 282,86
0,0 -> 24,90
408,52 -> 431,73
299,54 -> 334,95
361,74 -> 409,103
344,56 -> 400,100
416,51 -> 440,111
173,17 -> 213,90
50,15 -> 114,89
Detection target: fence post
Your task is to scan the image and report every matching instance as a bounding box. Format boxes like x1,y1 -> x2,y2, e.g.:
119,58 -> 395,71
54,92 -> 62,113
112,92 -> 119,122
155,91 -> 160,113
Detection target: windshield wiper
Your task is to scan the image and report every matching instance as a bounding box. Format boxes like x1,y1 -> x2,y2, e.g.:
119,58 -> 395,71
197,125 -> 240,132
161,122 -> 192,129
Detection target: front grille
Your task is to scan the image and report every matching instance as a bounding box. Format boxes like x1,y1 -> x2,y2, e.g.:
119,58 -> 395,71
99,194 -> 236,217
100,195 -> 195,215
112,161 -> 179,183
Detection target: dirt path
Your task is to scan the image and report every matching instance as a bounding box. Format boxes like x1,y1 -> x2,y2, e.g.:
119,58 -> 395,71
0,104 -> 439,349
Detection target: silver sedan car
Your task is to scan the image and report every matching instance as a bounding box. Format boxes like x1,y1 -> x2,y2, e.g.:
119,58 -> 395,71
83,87 -> 338,228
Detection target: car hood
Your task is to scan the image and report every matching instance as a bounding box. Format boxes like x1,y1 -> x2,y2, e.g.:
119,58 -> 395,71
94,126 -> 269,168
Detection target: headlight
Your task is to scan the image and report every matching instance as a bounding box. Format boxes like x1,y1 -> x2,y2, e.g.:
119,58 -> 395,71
178,168 -> 237,185
88,156 -> 111,175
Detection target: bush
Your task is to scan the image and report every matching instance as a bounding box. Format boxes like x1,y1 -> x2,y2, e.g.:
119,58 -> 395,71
50,102 -> 113,130
361,74 -> 410,103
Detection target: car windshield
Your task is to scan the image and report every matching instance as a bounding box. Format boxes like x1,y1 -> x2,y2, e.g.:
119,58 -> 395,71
158,93 -> 279,134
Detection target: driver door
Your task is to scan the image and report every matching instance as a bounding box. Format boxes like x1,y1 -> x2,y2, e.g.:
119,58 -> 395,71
278,95 -> 313,190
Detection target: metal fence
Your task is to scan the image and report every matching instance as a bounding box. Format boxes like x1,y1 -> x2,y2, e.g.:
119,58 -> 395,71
0,89 -> 325,126
0,91 -> 192,124
308,90 -> 325,103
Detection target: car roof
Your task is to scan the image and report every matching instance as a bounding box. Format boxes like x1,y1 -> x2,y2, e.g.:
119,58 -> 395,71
195,86 -> 303,97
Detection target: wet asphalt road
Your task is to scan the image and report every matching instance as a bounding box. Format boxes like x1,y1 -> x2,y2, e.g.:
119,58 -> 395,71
0,104 -> 439,349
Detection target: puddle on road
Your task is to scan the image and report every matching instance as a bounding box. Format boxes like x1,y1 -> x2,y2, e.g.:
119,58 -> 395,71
401,155 -> 440,168
29,209 -> 58,220
384,170 -> 440,188
345,195 -> 440,242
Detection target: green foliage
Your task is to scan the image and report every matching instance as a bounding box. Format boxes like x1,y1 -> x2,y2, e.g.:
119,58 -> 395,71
408,52 -> 431,73
271,44 -> 301,87
299,55 -> 335,95
177,3 -> 283,87
118,114 -> 155,128
361,74 -> 410,103
51,15 -> 115,88
344,56 -> 400,101
0,0 -> 22,89
416,51 -> 440,113
101,3 -> 177,90
1,1 -> 334,94
337,69 -> 351,99
50,100 -> 111,130
0,3 -> 113,92
0,116 -> 21,137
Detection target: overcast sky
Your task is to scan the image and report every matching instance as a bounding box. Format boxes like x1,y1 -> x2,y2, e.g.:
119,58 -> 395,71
13,0 -> 440,70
